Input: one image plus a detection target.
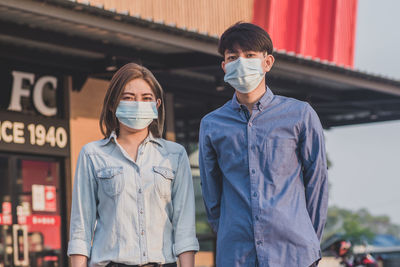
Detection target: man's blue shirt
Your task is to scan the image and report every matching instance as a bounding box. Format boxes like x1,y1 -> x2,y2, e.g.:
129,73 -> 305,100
199,88 -> 329,267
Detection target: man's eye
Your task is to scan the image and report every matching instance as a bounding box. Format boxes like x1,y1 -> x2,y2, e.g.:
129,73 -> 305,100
228,56 -> 237,60
246,54 -> 256,57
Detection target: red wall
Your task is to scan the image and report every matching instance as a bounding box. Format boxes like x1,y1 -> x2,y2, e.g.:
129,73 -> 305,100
253,0 -> 358,67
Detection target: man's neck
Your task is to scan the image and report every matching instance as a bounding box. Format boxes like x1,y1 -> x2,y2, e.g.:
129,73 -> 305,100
236,80 -> 267,113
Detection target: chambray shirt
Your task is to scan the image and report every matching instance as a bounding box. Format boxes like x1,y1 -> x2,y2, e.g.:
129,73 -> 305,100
67,133 -> 199,267
199,88 -> 329,267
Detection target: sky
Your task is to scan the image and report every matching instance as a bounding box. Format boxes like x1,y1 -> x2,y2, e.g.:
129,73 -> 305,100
324,0 -> 400,224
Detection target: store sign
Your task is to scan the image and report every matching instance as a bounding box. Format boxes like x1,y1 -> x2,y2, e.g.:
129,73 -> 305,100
0,112 -> 69,156
7,70 -> 58,117
32,185 -> 57,212
0,68 -> 69,156
27,215 -> 61,226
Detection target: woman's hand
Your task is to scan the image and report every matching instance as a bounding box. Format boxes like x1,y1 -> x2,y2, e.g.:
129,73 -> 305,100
178,251 -> 195,267
70,254 -> 88,267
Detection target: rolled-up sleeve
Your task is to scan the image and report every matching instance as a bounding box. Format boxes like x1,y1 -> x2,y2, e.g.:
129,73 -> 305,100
300,104 -> 329,241
198,119 -> 223,234
67,147 -> 98,257
171,148 -> 199,256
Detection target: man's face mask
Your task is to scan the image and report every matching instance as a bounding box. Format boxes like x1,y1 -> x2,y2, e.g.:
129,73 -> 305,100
116,101 -> 158,130
224,57 -> 266,94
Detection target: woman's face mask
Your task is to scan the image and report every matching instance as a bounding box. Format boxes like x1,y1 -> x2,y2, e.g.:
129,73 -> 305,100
223,57 -> 266,94
116,101 -> 158,130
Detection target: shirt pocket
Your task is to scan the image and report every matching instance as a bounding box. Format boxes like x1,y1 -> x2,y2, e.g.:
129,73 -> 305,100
96,166 -> 125,197
266,138 -> 298,181
153,166 -> 175,199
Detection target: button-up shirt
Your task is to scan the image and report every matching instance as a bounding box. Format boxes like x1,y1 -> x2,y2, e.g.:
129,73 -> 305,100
199,88 -> 328,267
68,133 -> 199,267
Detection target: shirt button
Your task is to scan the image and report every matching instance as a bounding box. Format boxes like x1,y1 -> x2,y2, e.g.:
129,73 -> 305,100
257,241 -> 262,245
140,151 -> 144,155
140,209 -> 143,214
141,230 -> 144,235
143,252 -> 146,256
251,169 -> 256,174
138,188 -> 142,194
255,215 -> 259,221
253,192 -> 257,197
249,122 -> 253,127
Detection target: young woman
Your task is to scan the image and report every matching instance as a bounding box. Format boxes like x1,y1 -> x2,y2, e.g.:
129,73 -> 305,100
68,63 -> 198,267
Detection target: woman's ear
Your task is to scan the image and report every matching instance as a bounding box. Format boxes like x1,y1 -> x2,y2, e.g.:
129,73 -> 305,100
156,98 -> 161,108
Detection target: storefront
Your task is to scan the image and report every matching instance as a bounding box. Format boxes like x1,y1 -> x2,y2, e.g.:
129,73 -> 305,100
1,1 -> 400,267
0,64 -> 69,266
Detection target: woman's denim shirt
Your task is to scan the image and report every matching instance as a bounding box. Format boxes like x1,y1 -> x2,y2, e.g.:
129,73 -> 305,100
67,132 -> 199,266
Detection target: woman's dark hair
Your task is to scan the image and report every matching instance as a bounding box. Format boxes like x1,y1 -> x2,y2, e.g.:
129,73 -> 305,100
218,22 -> 273,56
100,63 -> 165,138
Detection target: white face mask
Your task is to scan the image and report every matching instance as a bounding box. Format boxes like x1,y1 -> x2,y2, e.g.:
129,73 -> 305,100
224,57 -> 265,94
116,101 -> 158,130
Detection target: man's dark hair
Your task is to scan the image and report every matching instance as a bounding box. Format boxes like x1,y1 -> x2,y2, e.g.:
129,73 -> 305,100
218,22 -> 273,56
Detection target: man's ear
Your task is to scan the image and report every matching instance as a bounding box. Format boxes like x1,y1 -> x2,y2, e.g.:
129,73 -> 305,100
221,61 -> 226,73
263,54 -> 275,73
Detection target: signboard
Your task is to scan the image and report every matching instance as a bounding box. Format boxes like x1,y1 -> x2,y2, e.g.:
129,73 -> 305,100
0,68 -> 69,156
32,185 -> 57,212
0,112 -> 69,156
27,215 -> 61,226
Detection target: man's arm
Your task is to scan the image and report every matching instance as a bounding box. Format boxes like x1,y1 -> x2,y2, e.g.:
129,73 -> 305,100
199,119 -> 223,233
300,104 -> 329,241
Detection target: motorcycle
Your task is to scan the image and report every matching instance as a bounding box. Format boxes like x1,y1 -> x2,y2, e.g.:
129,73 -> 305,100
326,239 -> 379,267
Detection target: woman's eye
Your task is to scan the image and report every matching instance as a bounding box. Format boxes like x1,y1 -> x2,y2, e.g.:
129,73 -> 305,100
143,97 -> 154,101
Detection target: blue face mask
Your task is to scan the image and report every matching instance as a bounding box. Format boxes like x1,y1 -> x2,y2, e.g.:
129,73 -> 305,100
224,57 -> 265,94
116,101 -> 158,130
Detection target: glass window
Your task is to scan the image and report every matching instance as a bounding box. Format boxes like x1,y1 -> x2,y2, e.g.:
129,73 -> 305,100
0,155 -> 62,267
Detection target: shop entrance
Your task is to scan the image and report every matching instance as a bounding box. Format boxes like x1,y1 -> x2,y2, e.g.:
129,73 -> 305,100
0,154 -> 62,267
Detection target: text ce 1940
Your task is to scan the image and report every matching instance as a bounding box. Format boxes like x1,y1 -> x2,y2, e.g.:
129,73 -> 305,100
0,120 -> 67,149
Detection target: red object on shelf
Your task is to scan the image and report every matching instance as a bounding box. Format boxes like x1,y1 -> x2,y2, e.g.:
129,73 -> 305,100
1,202 -> 13,225
252,0 -> 358,67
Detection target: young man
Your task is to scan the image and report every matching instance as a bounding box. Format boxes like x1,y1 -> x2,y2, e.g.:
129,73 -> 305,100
199,23 -> 329,267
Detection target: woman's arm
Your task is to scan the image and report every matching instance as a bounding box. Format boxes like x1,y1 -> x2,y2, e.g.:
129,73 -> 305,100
178,251 -> 195,267
67,149 -> 98,259
70,254 -> 88,267
170,148 -> 199,260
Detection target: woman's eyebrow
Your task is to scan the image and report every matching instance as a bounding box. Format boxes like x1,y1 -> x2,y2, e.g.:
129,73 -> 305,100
142,93 -> 154,96
122,92 -> 135,96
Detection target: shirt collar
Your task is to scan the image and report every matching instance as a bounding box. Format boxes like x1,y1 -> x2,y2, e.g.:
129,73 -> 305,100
101,131 -> 163,147
231,86 -> 274,111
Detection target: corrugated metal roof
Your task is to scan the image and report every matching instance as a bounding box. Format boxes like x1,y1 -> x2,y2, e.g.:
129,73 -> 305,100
1,0 -> 399,89
274,49 -> 400,87
55,0 -> 400,87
